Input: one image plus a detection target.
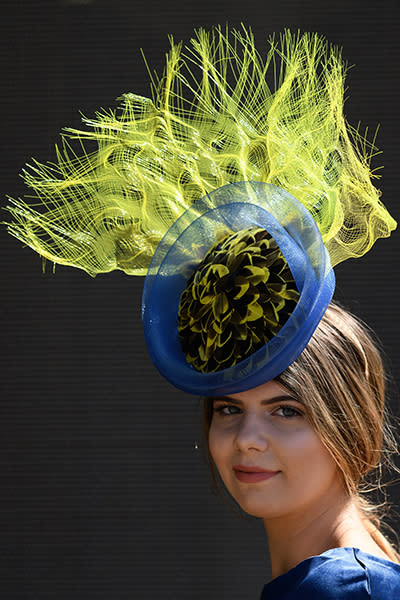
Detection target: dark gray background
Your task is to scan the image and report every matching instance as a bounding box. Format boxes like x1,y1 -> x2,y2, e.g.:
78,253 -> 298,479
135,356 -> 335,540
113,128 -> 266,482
1,0 -> 400,598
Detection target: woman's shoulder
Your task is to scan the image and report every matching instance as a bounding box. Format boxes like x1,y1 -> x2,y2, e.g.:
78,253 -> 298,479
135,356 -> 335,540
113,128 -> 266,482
260,547 -> 400,599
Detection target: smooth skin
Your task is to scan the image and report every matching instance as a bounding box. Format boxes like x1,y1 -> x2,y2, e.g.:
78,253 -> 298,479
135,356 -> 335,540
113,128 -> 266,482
209,380 -> 387,579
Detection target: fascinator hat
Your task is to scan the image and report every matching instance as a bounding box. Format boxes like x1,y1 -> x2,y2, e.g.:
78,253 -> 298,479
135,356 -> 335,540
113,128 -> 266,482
5,27 -> 396,395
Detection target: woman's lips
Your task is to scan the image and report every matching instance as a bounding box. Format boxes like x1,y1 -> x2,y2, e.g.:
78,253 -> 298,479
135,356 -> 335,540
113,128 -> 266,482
233,465 -> 279,484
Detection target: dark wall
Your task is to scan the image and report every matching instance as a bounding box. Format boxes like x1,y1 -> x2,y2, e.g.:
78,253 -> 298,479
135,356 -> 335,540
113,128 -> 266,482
1,1 -> 400,598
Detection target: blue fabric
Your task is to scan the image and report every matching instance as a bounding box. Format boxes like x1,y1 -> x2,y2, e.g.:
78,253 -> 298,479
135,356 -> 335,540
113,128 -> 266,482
260,547 -> 400,599
142,181 -> 335,396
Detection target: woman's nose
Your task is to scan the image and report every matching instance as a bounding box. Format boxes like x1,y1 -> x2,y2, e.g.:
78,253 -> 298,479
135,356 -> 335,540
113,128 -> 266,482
234,413 -> 270,452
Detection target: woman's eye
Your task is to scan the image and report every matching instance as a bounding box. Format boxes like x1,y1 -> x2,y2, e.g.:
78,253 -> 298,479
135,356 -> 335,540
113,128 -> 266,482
274,405 -> 303,418
214,404 -> 240,416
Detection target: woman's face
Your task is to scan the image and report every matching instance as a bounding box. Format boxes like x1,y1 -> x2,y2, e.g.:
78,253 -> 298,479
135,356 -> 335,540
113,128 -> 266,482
208,380 -> 343,521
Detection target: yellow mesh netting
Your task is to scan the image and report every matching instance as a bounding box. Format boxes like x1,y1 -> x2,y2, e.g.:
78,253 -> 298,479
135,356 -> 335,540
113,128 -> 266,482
5,27 -> 396,276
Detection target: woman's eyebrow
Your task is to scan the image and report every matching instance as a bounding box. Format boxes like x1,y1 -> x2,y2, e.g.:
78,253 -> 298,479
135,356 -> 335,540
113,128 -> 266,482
213,395 -> 303,406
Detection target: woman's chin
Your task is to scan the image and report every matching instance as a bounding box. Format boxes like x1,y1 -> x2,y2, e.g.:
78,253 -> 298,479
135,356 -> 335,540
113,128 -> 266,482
233,495 -> 285,520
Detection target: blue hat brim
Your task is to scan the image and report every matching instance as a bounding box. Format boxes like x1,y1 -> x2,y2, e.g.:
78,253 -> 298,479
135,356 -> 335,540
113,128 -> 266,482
142,182 -> 335,395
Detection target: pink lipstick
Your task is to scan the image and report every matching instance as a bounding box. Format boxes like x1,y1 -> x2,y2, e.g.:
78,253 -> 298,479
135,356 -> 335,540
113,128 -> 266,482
233,465 -> 279,484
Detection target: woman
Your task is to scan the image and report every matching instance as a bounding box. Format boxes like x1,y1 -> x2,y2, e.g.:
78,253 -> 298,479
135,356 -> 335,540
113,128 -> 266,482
5,26 -> 400,597
204,302 -> 400,597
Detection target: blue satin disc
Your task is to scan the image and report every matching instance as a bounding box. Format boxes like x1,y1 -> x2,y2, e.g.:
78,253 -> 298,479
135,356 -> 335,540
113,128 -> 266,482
142,181 -> 335,395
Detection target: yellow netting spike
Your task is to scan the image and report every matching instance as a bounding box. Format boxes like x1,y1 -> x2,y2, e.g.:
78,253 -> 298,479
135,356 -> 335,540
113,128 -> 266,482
5,26 -> 396,276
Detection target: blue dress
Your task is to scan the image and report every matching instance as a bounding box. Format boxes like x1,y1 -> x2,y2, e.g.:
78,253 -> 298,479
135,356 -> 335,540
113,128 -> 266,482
260,547 -> 400,599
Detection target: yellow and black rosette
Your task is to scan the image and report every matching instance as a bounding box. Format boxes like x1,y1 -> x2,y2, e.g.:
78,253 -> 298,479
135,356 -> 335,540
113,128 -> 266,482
142,181 -> 335,395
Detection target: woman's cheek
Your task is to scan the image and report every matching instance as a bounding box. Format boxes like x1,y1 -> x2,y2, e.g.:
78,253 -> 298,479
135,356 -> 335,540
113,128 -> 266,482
209,423 -> 229,472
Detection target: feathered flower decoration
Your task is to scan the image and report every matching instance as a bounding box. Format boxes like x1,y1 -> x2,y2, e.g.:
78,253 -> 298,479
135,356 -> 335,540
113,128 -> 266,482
4,26 -> 397,395
4,27 -> 396,277
178,227 -> 299,372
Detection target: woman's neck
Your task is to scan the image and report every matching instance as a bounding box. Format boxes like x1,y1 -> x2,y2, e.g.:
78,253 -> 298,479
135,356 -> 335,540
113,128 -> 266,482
263,493 -> 387,579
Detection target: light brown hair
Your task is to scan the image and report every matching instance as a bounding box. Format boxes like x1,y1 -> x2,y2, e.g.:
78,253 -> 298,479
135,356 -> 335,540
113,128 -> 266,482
203,302 -> 400,561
